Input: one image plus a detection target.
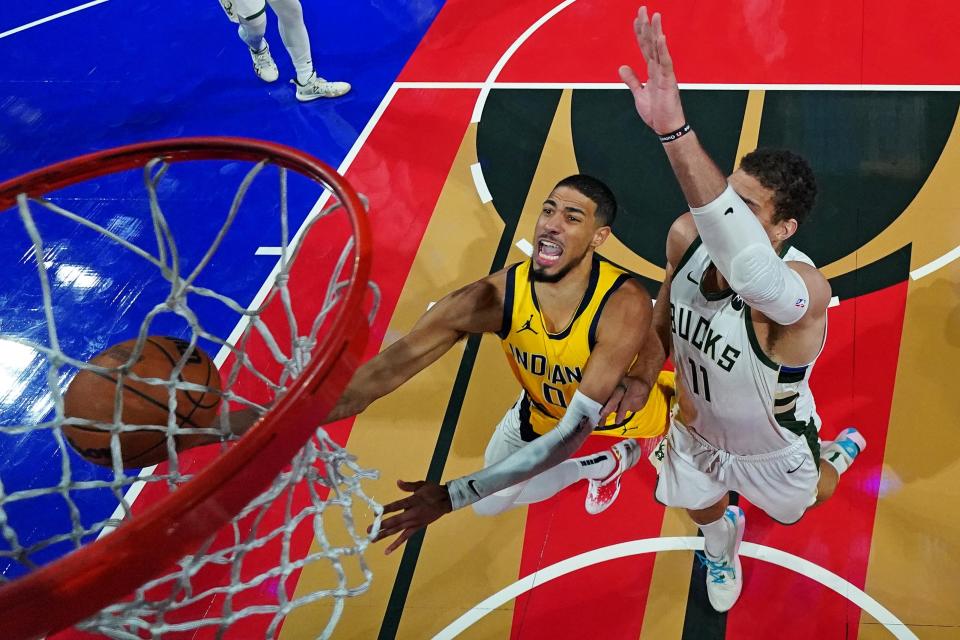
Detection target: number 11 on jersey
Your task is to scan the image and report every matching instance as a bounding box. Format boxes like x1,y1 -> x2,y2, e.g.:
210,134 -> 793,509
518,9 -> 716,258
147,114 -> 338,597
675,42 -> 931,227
688,358 -> 711,402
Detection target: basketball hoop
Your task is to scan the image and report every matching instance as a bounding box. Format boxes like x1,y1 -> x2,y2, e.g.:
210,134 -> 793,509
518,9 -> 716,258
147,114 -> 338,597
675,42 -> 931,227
0,138 -> 380,638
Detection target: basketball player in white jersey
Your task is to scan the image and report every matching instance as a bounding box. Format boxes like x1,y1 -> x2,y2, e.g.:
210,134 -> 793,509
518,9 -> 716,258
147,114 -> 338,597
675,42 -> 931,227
319,175 -> 673,554
218,0 -> 350,101
606,7 -> 868,611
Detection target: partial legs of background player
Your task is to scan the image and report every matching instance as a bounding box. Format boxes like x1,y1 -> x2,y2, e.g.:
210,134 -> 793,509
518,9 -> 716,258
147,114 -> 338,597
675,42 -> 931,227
220,0 -> 350,100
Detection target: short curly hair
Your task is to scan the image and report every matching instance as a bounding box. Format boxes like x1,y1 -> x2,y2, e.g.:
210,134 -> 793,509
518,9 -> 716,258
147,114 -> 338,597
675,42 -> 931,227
739,149 -> 817,226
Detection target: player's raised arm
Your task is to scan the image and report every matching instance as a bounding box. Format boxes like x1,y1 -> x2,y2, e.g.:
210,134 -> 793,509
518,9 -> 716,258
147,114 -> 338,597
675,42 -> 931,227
622,6 -> 828,327
325,272 -> 507,423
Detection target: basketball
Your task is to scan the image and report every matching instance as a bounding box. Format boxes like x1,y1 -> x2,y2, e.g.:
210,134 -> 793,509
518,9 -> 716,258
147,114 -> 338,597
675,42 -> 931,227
63,336 -> 222,468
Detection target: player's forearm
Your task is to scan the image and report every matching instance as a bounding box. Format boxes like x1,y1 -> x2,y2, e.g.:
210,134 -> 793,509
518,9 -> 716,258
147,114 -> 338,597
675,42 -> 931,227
324,330 -> 463,423
627,325 -> 667,388
660,131 -> 729,208
323,355 -> 407,423
445,390 -> 601,509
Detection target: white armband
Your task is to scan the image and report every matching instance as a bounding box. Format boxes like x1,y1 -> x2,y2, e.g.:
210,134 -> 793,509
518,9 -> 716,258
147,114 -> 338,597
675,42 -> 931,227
446,390 -> 602,510
690,185 -> 810,325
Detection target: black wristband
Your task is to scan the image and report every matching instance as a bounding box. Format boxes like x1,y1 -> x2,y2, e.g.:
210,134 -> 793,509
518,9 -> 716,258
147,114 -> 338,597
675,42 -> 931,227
658,124 -> 692,143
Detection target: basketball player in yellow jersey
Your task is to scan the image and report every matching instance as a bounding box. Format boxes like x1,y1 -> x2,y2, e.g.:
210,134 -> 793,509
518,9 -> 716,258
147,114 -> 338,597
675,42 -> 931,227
322,175 -> 673,554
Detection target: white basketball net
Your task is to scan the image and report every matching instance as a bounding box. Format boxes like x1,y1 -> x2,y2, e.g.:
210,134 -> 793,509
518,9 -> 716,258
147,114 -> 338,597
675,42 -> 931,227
0,156 -> 382,638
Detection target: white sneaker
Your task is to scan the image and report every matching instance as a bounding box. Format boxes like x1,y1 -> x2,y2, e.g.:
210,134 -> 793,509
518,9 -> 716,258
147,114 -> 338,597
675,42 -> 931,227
699,505 -> 745,612
249,43 -> 279,83
584,439 -> 640,515
292,73 -> 351,101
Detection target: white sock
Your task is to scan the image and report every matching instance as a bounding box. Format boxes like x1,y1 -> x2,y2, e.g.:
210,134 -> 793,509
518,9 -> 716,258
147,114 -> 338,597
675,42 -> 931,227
237,12 -> 268,52
821,440 -> 857,476
573,450 -> 616,481
700,514 -> 733,559
267,0 -> 314,83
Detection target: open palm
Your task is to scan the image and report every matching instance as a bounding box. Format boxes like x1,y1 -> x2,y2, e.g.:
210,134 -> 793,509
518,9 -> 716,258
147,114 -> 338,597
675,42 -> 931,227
619,7 -> 687,135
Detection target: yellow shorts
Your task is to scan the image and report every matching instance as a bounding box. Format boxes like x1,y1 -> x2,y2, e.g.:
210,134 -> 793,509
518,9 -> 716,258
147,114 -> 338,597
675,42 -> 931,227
594,370 -> 675,439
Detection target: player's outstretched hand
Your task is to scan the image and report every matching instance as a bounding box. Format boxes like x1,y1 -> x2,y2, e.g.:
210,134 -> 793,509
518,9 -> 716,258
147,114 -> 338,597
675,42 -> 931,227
600,376 -> 653,425
619,6 -> 686,135
371,479 -> 452,555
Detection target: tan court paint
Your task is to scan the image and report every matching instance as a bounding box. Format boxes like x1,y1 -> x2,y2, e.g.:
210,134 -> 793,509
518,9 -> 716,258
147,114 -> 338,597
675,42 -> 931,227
279,119 -> 509,639
859,110 -> 960,633
734,90 -> 766,169
638,510 -> 699,640
861,265 -> 960,630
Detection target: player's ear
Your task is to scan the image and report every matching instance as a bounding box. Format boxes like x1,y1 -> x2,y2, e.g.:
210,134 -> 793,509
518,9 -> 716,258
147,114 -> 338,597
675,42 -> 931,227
778,217 -> 798,242
591,226 -> 611,248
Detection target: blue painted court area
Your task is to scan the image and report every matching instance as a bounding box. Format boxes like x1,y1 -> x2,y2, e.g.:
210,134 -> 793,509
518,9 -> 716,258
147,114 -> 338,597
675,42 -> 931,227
0,0 -> 442,579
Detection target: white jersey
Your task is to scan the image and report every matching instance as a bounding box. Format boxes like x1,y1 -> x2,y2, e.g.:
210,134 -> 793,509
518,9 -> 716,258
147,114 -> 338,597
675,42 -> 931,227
669,238 -> 823,455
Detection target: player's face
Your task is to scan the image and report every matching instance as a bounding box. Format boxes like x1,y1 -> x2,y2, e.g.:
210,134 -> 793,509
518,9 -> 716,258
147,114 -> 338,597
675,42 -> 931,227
531,186 -> 609,282
729,169 -> 796,246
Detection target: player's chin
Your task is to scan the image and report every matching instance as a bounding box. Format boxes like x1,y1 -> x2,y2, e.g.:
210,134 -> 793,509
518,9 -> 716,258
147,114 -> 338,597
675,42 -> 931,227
532,253 -> 564,274
531,262 -> 563,282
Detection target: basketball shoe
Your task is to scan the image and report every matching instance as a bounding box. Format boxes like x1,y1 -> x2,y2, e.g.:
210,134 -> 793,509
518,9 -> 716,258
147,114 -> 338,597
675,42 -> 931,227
249,43 -> 279,83
698,505 -> 745,612
292,73 -> 351,101
584,439 -> 641,514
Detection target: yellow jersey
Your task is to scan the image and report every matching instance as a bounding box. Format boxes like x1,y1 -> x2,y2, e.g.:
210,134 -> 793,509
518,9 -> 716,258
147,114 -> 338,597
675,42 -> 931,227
498,257 -> 673,442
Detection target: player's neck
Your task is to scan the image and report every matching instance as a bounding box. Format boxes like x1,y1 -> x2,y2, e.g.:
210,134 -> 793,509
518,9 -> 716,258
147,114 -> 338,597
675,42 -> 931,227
534,253 -> 594,303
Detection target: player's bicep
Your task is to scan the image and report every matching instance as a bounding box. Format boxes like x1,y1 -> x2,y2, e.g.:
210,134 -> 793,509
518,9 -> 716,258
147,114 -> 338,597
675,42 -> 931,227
788,261 -> 831,321
579,284 -> 651,402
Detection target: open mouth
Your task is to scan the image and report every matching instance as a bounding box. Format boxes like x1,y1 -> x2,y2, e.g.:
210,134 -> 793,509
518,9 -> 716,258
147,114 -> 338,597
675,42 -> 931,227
535,239 -> 563,267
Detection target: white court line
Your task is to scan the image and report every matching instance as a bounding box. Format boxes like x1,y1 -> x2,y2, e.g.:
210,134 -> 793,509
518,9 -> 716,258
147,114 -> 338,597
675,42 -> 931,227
829,296 -> 840,308
254,246 -> 283,256
910,244 -> 960,280
515,238 -> 533,257
471,0 -> 580,123
99,84 -> 403,534
433,537 -> 916,640
396,81 -> 960,92
0,0 -> 110,40
469,163 -> 493,203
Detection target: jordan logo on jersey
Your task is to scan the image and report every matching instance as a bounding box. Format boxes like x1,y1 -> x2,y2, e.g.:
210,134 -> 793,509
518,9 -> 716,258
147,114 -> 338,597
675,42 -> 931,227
517,315 -> 538,335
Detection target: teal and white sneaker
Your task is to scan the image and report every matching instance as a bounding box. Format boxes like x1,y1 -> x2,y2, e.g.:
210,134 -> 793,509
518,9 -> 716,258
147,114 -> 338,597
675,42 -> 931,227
249,42 -> 279,83
584,439 -> 640,515
699,505 -> 745,612
821,427 -> 867,475
292,73 -> 351,101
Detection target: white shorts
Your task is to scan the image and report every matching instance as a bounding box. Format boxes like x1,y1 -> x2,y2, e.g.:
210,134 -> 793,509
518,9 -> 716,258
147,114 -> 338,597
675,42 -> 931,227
485,396 -> 526,467
653,415 -> 819,524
